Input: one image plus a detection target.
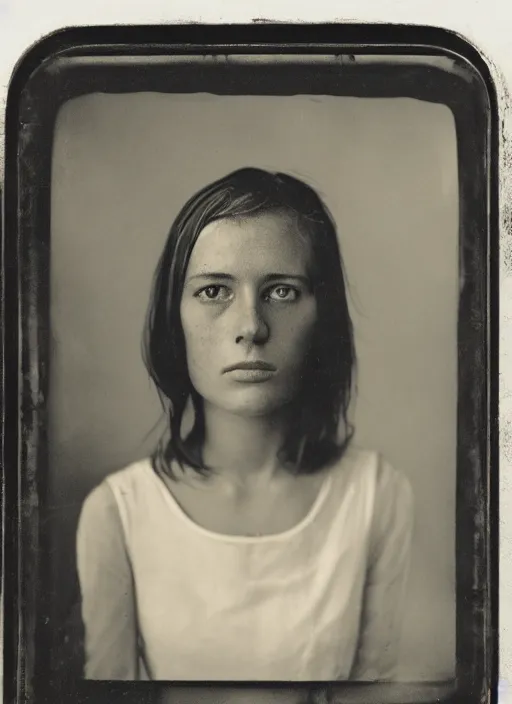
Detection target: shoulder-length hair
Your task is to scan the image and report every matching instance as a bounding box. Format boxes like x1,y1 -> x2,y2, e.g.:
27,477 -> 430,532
143,167 -> 356,476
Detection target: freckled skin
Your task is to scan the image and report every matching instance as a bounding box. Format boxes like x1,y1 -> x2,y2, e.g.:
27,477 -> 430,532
180,212 -> 318,417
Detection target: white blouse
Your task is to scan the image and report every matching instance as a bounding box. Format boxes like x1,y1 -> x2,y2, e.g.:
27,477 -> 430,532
76,447 -> 414,682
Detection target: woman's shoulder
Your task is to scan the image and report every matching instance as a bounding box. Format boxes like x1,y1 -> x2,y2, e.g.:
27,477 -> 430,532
81,458 -> 153,515
331,445 -> 413,501
78,458 -> 155,541
104,456 -> 154,490
331,446 -> 414,540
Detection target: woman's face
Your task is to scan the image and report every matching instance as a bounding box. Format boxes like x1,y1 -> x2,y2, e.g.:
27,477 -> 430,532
180,211 -> 318,417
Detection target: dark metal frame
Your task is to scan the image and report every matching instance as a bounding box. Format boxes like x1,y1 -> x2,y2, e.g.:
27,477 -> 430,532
2,23 -> 499,704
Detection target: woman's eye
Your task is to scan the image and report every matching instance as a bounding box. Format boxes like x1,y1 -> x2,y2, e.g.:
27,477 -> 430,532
195,285 -> 232,302
266,285 -> 300,302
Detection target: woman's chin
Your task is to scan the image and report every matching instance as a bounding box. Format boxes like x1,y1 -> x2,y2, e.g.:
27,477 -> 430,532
220,389 -> 294,418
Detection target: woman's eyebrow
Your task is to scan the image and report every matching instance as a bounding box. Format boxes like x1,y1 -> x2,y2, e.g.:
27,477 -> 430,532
186,273 -> 235,282
263,274 -> 310,284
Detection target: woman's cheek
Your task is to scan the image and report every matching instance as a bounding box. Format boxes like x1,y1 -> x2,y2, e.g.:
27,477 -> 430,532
291,303 -> 317,349
185,317 -> 229,376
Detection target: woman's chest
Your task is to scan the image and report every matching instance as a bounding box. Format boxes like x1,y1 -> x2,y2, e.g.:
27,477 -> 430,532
121,470 -> 374,679
162,473 -> 325,537
129,503 -> 370,639
132,535 -> 367,680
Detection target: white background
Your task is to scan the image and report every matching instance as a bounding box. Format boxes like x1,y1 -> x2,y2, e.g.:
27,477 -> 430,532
0,0 -> 510,699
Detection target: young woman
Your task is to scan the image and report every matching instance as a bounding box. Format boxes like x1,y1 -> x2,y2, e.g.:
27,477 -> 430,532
76,167 -> 414,682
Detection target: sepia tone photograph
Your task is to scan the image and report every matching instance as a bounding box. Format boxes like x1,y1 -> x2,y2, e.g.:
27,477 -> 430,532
2,27 -> 496,704
50,78 -> 456,684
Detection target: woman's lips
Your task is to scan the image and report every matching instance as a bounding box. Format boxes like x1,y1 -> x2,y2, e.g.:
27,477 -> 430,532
223,361 -> 276,372
223,361 -> 277,383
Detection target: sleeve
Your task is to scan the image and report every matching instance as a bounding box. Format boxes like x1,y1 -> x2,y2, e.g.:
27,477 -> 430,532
349,456 -> 414,682
76,481 -> 139,680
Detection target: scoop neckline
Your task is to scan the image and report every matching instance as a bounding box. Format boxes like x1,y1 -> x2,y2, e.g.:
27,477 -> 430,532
144,459 -> 333,544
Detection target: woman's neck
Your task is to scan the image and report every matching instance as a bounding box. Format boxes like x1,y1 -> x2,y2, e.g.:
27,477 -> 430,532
200,403 -> 290,485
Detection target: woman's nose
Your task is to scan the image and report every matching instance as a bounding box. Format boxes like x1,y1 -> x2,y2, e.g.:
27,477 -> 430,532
234,296 -> 269,346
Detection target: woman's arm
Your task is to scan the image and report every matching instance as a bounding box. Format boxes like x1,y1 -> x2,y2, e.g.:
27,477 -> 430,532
349,457 -> 414,681
76,481 -> 139,679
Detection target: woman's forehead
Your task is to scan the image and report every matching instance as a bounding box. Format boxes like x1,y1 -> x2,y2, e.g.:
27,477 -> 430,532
186,212 -> 311,278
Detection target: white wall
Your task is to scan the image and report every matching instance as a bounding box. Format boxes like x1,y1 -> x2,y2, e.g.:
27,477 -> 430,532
49,91 -> 458,680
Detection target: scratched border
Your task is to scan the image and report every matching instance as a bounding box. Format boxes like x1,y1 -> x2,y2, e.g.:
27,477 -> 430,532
2,24 -> 499,704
